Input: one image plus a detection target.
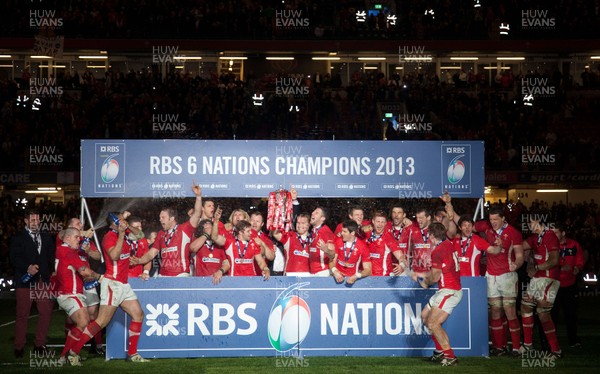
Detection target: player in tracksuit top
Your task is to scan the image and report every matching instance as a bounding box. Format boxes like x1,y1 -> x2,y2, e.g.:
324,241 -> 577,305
551,223 -> 585,348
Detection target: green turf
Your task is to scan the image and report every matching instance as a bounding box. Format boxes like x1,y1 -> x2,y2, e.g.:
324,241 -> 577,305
1,294 -> 598,373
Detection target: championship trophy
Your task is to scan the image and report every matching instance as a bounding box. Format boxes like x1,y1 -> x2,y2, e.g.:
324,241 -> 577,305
267,188 -> 293,232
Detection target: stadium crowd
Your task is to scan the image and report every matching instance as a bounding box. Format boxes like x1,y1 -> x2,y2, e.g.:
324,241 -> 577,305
1,0 -> 598,40
1,63 -> 599,173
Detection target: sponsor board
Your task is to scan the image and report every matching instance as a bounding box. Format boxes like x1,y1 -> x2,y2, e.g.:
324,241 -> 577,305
82,140 -> 484,198
106,277 -> 488,359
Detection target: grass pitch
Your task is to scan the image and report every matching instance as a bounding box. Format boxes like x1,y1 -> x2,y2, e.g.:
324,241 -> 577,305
1,293 -> 598,373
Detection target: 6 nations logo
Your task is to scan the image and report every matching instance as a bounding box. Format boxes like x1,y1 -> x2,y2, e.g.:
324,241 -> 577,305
442,144 -> 472,195
268,283 -> 311,352
95,143 -> 125,193
101,154 -> 120,183
447,155 -> 465,184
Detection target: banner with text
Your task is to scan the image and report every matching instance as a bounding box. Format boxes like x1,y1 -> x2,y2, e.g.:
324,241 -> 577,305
106,277 -> 488,359
81,140 -> 484,198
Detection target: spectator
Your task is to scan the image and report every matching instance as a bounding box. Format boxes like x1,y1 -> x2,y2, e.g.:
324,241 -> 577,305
9,209 -> 56,358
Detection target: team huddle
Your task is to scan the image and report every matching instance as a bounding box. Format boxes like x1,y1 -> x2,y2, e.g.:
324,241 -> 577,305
45,184 -> 582,366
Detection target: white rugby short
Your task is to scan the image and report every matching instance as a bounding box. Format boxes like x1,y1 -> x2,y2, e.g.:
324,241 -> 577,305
486,271 -> 518,299
100,278 -> 137,307
524,277 -> 560,304
428,288 -> 463,315
57,294 -> 86,316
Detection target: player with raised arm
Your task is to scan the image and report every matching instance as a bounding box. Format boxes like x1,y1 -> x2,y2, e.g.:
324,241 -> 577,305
271,213 -> 311,276
452,215 -> 501,277
438,192 -> 458,238
308,207 -> 336,276
190,219 -> 230,284
131,181 -> 203,276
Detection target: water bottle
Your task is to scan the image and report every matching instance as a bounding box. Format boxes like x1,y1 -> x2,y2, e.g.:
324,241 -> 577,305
84,279 -> 99,290
79,237 -> 91,256
108,213 -> 120,226
20,272 -> 33,284
109,213 -> 130,234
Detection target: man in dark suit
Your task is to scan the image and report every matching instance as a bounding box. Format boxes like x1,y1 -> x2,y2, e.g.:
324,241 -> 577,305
9,209 -> 56,358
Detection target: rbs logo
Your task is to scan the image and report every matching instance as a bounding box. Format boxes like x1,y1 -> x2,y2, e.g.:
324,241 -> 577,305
100,146 -> 120,152
446,147 -> 465,154
146,303 -> 180,336
145,302 -> 258,337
